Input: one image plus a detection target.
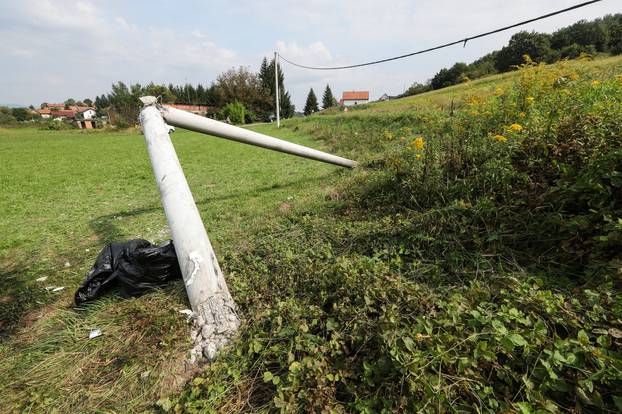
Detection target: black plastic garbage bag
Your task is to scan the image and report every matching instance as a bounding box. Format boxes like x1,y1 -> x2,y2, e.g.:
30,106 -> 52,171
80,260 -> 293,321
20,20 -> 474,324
75,239 -> 182,305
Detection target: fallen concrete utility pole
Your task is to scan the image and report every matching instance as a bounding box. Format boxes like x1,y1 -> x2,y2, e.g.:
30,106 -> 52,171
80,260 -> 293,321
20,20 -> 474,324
139,97 -> 240,361
139,96 -> 357,362
159,104 -> 357,168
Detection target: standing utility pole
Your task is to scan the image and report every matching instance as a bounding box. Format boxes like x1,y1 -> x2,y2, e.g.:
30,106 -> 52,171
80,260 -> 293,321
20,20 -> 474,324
274,51 -> 280,128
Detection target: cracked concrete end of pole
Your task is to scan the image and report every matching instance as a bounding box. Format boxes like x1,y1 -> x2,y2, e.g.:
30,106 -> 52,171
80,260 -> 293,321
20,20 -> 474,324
139,96 -> 240,362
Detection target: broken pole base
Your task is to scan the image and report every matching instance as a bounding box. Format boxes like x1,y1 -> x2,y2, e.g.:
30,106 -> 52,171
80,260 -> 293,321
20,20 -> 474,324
189,293 -> 240,362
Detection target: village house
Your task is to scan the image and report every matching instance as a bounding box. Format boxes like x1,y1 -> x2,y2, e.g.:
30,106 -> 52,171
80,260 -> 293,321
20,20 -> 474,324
339,91 -> 370,107
36,103 -> 99,128
75,108 -> 98,129
36,108 -> 52,118
49,109 -> 76,120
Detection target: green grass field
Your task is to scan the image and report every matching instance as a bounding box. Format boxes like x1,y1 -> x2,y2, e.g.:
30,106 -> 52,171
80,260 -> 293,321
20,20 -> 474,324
0,125 -> 341,412
1,56 -> 621,413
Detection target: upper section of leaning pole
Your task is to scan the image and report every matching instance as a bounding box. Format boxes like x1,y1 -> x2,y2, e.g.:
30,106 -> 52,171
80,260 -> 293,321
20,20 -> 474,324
140,96 -> 357,169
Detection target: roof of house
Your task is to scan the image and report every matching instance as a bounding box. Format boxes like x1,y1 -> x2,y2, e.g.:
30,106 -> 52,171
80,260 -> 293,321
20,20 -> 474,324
342,91 -> 369,100
50,110 -> 76,118
37,108 -> 52,114
77,107 -> 96,113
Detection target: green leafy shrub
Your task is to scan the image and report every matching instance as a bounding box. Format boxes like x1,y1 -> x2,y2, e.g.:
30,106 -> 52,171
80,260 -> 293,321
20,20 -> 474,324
220,101 -> 246,125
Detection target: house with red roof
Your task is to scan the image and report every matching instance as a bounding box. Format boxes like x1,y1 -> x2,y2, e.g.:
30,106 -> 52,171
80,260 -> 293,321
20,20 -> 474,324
36,108 -> 52,118
50,109 -> 76,120
339,91 -> 370,107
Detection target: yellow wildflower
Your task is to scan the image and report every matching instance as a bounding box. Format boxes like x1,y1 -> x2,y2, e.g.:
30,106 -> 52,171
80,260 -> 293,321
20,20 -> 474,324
415,154 -> 423,159
592,80 -> 601,87
519,112 -> 526,119
495,87 -> 504,95
526,96 -> 535,104
509,123 -> 523,132
493,135 -> 507,142
411,136 -> 425,150
617,74 -> 622,83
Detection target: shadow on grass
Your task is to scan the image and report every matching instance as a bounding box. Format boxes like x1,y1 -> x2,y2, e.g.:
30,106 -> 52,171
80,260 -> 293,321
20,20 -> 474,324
89,174 -> 330,243
0,265 -> 49,340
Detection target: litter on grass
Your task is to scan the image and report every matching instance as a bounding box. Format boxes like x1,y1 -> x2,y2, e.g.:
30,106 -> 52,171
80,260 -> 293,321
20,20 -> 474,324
74,239 -> 182,305
89,329 -> 102,339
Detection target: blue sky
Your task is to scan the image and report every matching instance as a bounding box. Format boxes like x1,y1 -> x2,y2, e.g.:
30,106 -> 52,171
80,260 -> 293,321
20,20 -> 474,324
0,0 -> 619,109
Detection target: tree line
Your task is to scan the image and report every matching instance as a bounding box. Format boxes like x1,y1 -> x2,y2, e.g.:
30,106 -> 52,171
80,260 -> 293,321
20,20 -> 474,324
93,57 -> 296,127
401,14 -> 622,97
303,84 -> 338,116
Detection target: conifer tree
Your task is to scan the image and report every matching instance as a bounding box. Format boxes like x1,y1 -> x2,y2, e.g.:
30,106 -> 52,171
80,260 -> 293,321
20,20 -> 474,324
322,84 -> 336,109
258,56 -> 295,119
303,88 -> 319,115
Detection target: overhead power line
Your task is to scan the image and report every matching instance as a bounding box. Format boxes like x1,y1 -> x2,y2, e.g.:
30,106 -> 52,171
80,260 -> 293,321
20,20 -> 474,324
278,0 -> 604,70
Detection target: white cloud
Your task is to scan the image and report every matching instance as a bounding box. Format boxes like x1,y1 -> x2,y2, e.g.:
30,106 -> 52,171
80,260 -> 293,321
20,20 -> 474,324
0,0 -> 240,104
277,41 -> 333,64
0,0 -> 618,107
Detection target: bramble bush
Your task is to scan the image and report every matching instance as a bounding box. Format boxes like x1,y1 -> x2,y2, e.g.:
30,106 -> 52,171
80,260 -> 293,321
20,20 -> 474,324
165,61 -> 622,413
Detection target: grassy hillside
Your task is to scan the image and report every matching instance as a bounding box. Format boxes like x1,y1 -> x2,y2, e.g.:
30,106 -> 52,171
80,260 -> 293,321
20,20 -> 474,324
330,55 -> 622,114
1,56 -> 621,413
168,58 -> 622,413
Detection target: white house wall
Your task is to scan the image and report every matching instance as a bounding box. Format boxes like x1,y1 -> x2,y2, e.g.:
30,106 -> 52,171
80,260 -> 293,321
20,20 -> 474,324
343,99 -> 369,107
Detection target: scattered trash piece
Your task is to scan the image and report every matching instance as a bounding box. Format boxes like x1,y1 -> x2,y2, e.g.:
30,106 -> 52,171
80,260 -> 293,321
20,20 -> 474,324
89,328 -> 102,339
36,276 -> 48,282
74,239 -> 181,305
64,262 -> 71,268
52,287 -> 65,292
179,309 -> 194,321
141,371 -> 151,380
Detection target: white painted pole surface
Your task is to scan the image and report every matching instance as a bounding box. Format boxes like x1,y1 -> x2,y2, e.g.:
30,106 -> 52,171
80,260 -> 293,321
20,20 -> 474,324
275,51 -> 280,128
159,105 -> 357,168
139,100 -> 239,360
